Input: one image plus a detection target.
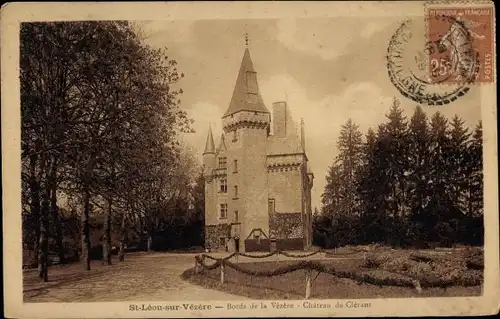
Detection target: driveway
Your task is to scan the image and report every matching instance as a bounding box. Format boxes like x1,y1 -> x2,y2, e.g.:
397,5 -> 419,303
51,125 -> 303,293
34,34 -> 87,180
23,252 -> 248,302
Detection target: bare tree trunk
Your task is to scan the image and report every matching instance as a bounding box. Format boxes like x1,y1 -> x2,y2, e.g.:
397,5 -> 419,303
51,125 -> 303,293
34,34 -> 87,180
38,156 -> 49,282
102,197 -> 112,265
118,212 -> 126,262
50,172 -> 65,264
147,228 -> 153,252
148,233 -> 153,253
82,186 -> 91,270
38,188 -> 50,281
29,154 -> 41,258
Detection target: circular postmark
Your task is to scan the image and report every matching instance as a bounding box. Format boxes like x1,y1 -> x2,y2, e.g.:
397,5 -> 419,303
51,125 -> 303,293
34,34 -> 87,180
387,16 -> 480,106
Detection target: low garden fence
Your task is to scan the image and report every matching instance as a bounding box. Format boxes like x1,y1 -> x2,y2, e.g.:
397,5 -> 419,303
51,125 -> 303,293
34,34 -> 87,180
192,249 -> 481,299
199,248 -> 365,262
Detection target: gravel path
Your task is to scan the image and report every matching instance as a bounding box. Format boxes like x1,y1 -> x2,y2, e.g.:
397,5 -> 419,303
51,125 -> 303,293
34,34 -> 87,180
23,252 -> 248,302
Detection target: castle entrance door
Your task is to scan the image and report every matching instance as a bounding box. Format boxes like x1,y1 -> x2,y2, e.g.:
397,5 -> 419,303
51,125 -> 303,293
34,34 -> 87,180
270,238 -> 277,252
234,238 -> 239,252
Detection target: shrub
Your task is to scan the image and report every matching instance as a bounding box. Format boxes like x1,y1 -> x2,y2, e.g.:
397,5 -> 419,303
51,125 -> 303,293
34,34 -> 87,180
430,259 -> 467,282
362,251 -> 393,268
462,246 -> 484,270
363,255 -> 380,268
362,248 -> 483,287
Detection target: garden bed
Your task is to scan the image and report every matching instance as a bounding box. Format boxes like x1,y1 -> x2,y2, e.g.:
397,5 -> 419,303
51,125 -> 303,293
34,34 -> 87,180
183,257 -> 482,300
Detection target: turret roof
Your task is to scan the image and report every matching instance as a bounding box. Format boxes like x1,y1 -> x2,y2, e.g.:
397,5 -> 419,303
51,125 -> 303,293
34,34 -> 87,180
203,125 -> 215,154
217,133 -> 227,153
223,48 -> 270,117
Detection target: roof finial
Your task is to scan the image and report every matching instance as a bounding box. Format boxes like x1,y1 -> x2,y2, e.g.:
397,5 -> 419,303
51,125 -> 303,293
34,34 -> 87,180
245,33 -> 249,47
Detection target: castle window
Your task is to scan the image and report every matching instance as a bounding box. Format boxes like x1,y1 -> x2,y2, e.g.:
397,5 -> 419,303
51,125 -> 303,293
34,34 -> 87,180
220,179 -> 227,193
234,210 -> 239,223
233,159 -> 238,173
220,203 -> 227,219
232,130 -> 238,142
234,185 -> 238,199
218,157 -> 227,168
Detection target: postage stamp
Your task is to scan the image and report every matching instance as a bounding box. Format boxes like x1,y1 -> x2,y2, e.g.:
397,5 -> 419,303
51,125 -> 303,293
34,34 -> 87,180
1,1 -> 498,318
386,3 -> 495,106
386,17 -> 475,106
426,6 -> 494,84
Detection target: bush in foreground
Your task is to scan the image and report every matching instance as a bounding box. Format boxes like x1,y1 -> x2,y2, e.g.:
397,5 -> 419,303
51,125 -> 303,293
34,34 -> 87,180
184,260 -> 482,299
362,249 -> 483,287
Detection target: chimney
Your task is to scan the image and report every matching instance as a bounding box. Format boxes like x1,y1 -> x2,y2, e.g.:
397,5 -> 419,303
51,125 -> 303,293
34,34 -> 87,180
272,101 -> 287,137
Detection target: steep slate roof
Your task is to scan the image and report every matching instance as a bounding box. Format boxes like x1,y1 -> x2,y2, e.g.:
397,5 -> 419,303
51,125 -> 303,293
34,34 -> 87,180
223,48 -> 270,117
267,107 -> 305,156
267,130 -> 305,155
203,125 -> 215,154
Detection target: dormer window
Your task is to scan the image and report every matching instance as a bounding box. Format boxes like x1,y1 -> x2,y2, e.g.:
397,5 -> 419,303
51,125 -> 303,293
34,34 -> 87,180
233,130 -> 238,142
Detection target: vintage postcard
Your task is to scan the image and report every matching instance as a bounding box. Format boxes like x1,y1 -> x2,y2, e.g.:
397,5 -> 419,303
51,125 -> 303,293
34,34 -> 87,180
2,1 -> 498,317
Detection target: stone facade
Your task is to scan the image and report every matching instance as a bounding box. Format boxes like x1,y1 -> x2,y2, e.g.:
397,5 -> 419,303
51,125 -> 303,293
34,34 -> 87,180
203,46 -> 314,253
205,224 -> 231,251
269,212 -> 303,239
269,212 -> 305,251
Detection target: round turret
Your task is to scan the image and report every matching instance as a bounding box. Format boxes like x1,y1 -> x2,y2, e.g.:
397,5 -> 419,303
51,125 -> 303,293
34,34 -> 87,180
202,125 -> 216,178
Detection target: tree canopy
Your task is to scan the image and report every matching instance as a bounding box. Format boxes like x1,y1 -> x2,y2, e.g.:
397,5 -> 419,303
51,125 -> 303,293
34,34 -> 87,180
21,21 -> 202,280
315,99 -> 483,249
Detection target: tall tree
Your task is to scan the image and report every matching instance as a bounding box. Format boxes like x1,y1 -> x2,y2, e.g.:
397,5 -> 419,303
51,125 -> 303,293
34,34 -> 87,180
406,105 -> 431,244
357,124 -> 393,244
381,98 -> 409,246
467,121 -> 483,216
20,21 -> 191,278
465,121 -> 484,245
336,118 -> 364,217
322,119 -> 364,217
191,170 -> 206,246
320,119 -> 364,246
447,115 -> 471,212
427,111 -> 453,244
321,164 -> 343,218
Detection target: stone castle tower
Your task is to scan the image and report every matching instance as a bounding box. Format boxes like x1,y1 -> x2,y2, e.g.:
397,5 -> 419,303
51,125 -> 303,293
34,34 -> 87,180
203,45 -> 314,253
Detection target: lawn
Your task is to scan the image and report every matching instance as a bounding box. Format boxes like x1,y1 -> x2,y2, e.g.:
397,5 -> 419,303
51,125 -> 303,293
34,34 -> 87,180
183,248 -> 483,300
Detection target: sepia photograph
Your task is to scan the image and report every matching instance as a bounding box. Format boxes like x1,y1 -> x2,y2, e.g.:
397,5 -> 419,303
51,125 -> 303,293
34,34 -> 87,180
2,1 -> 498,318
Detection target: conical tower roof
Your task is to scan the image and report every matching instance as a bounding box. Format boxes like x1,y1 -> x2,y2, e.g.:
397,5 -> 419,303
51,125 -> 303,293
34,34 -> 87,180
203,125 -> 215,154
217,133 -> 227,153
223,48 -> 270,117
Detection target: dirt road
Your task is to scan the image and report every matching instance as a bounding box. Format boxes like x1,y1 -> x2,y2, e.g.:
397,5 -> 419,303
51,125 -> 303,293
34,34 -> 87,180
23,252 -> 248,302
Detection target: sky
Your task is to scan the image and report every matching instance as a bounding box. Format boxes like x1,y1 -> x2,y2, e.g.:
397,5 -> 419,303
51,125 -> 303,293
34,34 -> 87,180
137,18 -> 482,210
